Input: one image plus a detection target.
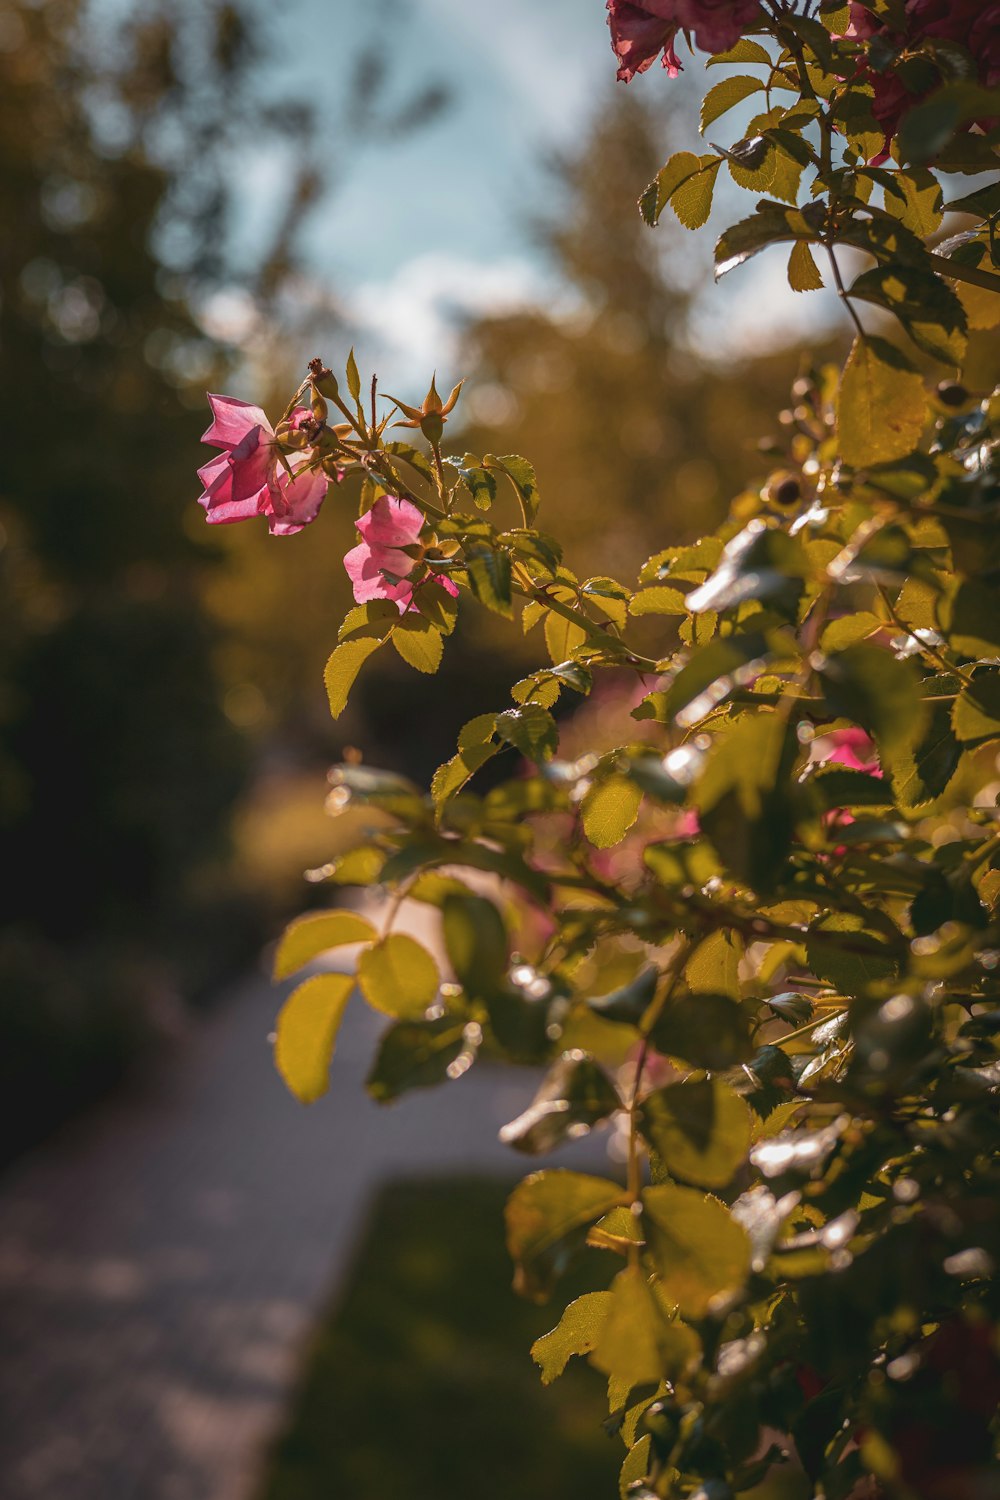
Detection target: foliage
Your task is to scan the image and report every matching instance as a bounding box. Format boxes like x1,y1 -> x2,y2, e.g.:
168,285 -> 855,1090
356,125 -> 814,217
234,4 -> 1000,1496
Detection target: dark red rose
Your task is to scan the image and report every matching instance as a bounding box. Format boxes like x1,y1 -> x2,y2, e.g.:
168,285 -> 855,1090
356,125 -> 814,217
607,0 -> 683,82
608,0 -> 761,82
847,0 -> 1000,158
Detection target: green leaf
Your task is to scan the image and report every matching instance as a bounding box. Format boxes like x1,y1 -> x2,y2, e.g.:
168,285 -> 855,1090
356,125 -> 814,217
586,967 -> 659,1026
357,934 -> 440,1020
324,637 -> 382,719
591,1267 -> 700,1387
466,543 -> 513,617
806,913 -> 898,996
505,1170 -> 626,1300
685,929 -> 743,1000
820,643 -> 927,759
953,672 -> 1000,745
850,266 -> 967,363
581,774 -> 643,849
642,1184 -> 751,1318
414,584 -> 459,635
686,525 -> 806,616
889,698 -> 963,811
499,1052 -> 622,1154
695,713 -> 796,889
484,454 -> 540,523
442,893 -> 508,997
882,167 -> 943,236
788,240 -> 824,292
273,910 -> 377,980
581,576 -> 632,630
531,1291 -> 614,1384
708,38 -> 771,65
431,742 -> 499,804
496,703 -> 559,762
512,672 -> 561,709
659,631 -> 774,725
345,346 -> 361,402
640,151 -> 721,229
809,767 -> 894,812
391,617 -> 444,673
938,582 -> 1000,657
366,1014 -> 478,1103
629,584 -> 688,617
543,594 -> 589,663
619,1440 -> 653,1500
274,972 -> 354,1103
431,714 -> 499,804
338,600 -> 399,641
671,158 -> 722,229
715,204 -> 811,277
445,455 -> 497,511
820,611 -> 882,652
650,993 -> 754,1071
836,337 -> 930,466
701,74 -> 765,130
639,1078 -> 752,1190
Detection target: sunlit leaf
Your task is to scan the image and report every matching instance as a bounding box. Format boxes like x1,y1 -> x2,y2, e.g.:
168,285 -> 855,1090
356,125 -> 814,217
273,910 -> 376,980
274,972 -> 354,1103
357,933 -> 440,1019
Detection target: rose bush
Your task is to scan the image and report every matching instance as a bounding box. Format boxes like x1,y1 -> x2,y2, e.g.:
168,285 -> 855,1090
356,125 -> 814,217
203,3 -> 1000,1496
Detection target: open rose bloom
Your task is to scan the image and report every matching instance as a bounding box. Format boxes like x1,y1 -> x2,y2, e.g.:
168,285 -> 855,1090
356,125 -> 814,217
344,495 -> 459,613
607,0 -> 761,81
197,394 -> 329,536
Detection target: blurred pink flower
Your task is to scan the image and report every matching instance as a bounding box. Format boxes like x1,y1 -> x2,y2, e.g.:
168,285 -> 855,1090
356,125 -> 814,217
343,495 -> 459,612
608,0 -> 760,80
820,727 -> 881,776
197,394 -> 328,536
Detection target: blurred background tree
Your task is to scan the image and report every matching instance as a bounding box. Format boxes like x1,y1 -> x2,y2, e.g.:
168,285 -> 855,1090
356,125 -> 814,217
0,0 -> 447,1160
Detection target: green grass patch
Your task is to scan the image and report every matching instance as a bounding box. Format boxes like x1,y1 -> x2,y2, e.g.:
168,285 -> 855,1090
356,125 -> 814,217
256,1175 -> 623,1500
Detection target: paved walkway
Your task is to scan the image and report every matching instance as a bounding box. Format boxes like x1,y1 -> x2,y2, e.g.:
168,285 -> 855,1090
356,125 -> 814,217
0,948 -> 611,1500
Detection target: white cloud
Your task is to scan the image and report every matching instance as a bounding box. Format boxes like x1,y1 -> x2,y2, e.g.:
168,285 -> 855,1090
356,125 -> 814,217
348,250 -> 570,387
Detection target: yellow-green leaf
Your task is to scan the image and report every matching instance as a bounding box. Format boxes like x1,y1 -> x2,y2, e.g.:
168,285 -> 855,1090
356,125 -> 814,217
324,637 -> 381,718
787,240 -> 823,292
701,75 -> 765,131
273,910 -> 377,980
581,774 -> 643,849
274,972 -> 354,1103
639,1078 -> 752,1190
619,1438 -> 653,1500
392,617 -> 443,673
531,1291 -> 613,1384
544,605 -> 588,664
685,929 -> 743,999
642,1184 -> 751,1318
505,1170 -> 625,1300
671,158 -> 722,230
591,1267 -> 700,1387
357,933 -> 440,1019
837,336 -> 929,467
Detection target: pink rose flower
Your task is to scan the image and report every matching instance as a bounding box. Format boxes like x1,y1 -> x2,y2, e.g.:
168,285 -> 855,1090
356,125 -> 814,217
608,0 -> 760,81
343,495 -> 459,613
820,727 -> 881,776
197,394 -> 329,536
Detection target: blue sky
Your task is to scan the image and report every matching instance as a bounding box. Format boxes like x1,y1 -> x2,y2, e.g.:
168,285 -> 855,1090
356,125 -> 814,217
209,0 -> 837,385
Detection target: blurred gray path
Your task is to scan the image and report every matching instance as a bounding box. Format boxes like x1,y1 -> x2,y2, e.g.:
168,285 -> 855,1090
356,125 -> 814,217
0,958 -> 609,1500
